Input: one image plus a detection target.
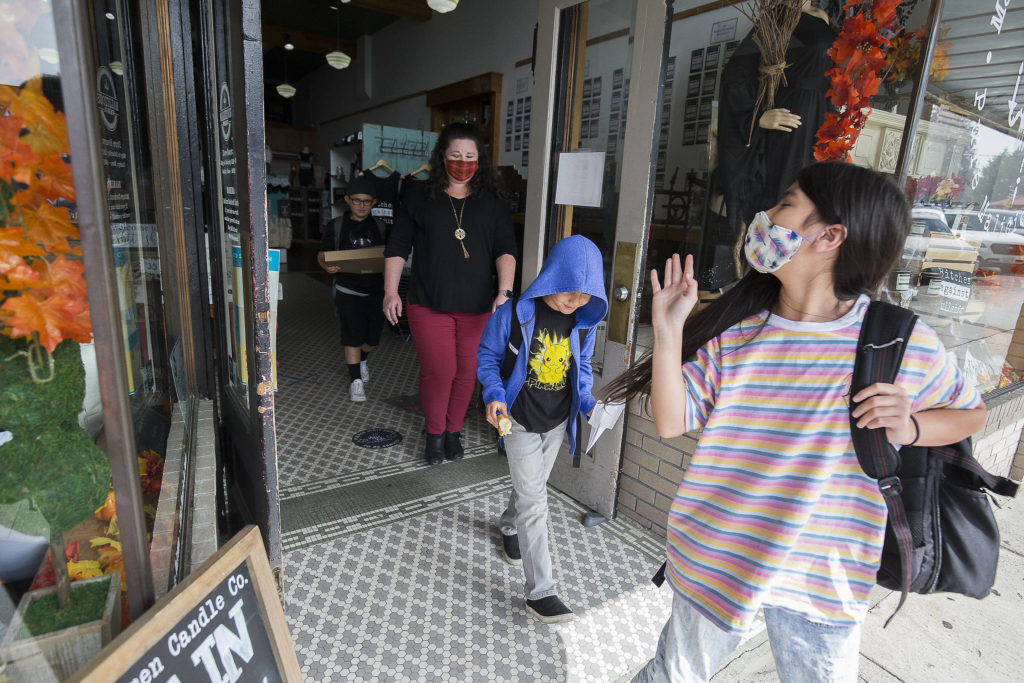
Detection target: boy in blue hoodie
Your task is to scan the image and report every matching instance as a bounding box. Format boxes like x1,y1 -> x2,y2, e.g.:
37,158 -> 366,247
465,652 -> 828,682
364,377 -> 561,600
476,235 -> 608,624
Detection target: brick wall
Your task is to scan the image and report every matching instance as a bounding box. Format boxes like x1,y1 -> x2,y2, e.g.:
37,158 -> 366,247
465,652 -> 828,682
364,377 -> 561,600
615,385 -> 1024,536
973,389 -> 1024,480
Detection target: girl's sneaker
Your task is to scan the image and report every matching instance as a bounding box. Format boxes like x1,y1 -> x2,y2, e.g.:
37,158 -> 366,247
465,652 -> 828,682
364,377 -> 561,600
526,596 -> 574,624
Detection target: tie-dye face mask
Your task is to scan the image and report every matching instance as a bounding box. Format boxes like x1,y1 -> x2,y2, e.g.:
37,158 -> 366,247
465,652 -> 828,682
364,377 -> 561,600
743,211 -> 828,274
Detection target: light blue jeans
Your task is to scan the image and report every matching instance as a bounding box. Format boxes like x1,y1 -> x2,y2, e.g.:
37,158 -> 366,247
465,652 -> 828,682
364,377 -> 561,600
498,417 -> 568,600
633,592 -> 861,683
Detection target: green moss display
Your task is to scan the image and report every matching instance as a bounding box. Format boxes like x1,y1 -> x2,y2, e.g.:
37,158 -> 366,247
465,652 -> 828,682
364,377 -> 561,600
18,579 -> 110,638
0,337 -> 110,534
0,336 -> 85,431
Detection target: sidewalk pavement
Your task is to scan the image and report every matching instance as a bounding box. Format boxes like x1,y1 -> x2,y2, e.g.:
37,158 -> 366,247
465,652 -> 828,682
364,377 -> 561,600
711,492 -> 1024,682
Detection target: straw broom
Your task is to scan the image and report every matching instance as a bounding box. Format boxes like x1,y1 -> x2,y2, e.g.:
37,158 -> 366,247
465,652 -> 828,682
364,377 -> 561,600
738,0 -> 804,146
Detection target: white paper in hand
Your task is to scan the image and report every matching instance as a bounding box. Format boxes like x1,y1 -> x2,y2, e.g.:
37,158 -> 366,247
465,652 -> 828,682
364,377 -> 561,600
585,401 -> 626,453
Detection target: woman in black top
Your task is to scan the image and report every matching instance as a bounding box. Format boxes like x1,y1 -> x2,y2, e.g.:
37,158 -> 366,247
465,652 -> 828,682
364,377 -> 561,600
384,123 -> 517,466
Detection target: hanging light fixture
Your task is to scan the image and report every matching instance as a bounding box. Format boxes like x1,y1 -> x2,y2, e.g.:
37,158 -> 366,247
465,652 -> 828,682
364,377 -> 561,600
283,33 -> 294,50
325,4 -> 351,70
427,0 -> 459,12
277,41 -> 296,97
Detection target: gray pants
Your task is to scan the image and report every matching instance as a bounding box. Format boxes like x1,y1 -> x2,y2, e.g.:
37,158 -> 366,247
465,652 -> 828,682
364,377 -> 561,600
499,417 -> 568,600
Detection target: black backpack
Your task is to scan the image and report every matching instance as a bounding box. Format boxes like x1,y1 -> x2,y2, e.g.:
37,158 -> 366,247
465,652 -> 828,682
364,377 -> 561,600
500,296 -> 587,467
850,301 -> 1019,625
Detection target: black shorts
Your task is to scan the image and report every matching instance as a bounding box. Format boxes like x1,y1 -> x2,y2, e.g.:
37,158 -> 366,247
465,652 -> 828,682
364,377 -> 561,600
334,288 -> 385,348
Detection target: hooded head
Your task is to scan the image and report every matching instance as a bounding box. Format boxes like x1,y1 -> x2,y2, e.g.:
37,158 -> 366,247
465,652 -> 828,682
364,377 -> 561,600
521,235 -> 608,328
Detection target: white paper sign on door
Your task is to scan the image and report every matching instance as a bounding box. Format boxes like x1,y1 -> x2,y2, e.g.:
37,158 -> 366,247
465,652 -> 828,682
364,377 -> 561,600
554,151 -> 605,207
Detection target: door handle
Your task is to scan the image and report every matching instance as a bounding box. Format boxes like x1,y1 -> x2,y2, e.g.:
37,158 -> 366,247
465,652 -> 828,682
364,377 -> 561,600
613,285 -> 629,302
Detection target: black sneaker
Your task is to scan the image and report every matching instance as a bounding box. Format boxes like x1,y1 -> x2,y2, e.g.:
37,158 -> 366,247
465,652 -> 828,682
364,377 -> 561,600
424,433 -> 445,466
525,595 -> 574,624
501,533 -> 522,566
444,430 -> 464,461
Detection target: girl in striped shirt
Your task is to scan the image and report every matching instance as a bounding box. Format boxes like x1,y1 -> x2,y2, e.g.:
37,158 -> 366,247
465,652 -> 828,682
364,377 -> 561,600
605,162 -> 986,682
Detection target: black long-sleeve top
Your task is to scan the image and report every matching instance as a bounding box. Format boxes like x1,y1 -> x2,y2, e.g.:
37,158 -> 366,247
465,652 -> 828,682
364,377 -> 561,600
384,189 -> 517,314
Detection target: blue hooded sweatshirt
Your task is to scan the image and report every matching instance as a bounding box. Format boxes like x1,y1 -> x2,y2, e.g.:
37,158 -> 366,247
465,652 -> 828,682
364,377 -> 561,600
476,235 -> 608,456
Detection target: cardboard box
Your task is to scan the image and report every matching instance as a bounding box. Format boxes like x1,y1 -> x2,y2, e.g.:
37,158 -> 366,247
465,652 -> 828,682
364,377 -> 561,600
323,246 -> 386,273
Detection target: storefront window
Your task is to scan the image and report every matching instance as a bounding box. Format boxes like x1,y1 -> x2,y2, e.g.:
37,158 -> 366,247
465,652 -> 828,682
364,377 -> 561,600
205,0 -> 254,406
87,0 -> 183,589
2,2 -> 179,676
0,2 -> 122,677
885,0 -> 1024,393
640,4 -> 759,321
633,2 -> 1023,396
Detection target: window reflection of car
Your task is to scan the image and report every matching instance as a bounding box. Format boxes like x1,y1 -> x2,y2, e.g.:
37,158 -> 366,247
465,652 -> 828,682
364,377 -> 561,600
904,207 -> 979,286
944,208 -> 1024,275
905,208 -> 974,264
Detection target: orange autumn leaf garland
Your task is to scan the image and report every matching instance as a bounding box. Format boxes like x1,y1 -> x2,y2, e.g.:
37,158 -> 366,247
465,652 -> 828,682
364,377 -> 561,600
0,77 -> 91,373
813,0 -> 901,162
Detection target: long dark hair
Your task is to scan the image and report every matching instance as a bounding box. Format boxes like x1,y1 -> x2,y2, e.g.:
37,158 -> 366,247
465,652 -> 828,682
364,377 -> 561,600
602,161 -> 910,404
423,122 -> 501,199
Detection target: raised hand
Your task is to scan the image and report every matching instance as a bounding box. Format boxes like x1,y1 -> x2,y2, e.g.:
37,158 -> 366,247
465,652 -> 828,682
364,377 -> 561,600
651,254 -> 699,335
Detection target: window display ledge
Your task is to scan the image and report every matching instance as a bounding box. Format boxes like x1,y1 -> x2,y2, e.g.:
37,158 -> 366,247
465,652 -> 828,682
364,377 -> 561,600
150,400 -> 217,597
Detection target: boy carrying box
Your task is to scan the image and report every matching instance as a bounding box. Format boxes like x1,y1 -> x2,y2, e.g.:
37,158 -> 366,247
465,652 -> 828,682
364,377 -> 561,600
318,175 -> 387,402
476,234 -> 608,623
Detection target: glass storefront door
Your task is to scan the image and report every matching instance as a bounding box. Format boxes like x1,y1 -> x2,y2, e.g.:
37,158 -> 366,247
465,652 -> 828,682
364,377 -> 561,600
528,0 -> 669,518
196,0 -> 283,581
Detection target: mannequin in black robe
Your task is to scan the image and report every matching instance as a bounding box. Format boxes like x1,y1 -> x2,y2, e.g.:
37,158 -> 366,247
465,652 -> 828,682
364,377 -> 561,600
699,4 -> 834,289
717,5 -> 835,228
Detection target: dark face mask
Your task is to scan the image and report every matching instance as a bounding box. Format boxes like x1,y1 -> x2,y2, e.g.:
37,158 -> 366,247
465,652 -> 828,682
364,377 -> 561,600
445,158 -> 478,183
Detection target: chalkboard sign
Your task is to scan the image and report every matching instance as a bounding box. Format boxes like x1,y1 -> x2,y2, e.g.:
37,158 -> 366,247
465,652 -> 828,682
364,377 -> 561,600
71,527 -> 301,682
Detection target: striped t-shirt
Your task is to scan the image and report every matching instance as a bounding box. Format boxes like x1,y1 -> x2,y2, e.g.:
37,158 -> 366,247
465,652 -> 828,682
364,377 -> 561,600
664,295 -> 981,634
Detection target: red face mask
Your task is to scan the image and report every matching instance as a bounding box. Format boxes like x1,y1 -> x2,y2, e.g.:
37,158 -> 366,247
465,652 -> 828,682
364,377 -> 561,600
445,158 -> 478,183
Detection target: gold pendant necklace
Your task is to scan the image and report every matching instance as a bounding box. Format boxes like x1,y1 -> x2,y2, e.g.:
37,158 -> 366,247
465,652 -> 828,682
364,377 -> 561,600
448,194 -> 470,259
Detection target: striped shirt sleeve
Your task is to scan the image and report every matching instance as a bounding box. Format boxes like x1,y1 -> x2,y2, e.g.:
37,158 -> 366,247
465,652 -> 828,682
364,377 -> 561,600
679,335 -> 723,432
897,320 -> 982,413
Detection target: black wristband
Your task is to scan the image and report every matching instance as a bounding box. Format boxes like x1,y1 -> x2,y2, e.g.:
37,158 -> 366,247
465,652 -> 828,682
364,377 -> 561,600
908,414 -> 920,446
498,289 -> 514,298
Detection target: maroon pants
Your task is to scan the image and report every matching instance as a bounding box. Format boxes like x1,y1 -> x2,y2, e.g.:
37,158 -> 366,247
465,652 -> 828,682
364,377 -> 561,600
406,303 -> 491,435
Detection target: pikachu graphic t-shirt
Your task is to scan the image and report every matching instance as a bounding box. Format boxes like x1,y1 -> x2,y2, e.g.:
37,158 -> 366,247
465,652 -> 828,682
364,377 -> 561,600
510,299 -> 575,433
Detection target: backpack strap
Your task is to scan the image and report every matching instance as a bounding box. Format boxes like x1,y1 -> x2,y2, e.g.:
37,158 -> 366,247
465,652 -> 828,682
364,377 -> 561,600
928,442 -> 1019,498
850,300 -> 918,625
500,296 -> 523,381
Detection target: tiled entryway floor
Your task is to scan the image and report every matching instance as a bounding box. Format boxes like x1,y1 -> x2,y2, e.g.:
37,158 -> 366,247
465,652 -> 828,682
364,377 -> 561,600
274,272 -> 687,682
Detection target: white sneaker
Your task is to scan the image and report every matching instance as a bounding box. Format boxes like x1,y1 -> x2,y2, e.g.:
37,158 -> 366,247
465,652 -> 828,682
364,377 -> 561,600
349,379 -> 366,402
360,360 -> 369,383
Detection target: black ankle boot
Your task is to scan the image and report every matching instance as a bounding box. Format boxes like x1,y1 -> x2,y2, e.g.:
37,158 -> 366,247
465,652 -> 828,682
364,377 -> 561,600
444,430 -> 464,461
424,433 -> 445,466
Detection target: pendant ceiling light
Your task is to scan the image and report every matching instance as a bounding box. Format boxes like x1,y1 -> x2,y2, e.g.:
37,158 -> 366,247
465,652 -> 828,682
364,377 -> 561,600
427,0 -> 458,12
277,41 -> 295,97
326,5 -> 351,69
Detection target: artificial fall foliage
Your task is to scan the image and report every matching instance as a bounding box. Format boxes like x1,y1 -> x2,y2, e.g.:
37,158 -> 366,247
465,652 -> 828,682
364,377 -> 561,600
813,0 -> 902,162
884,26 -> 952,86
0,77 -> 91,367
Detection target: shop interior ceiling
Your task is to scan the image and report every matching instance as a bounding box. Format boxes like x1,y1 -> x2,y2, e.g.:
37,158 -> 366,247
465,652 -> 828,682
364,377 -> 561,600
261,0 -> 431,85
